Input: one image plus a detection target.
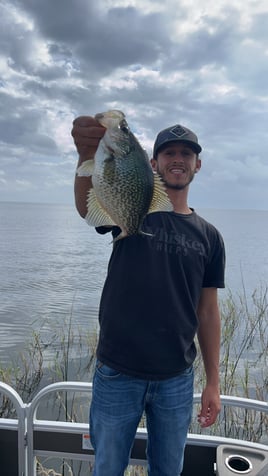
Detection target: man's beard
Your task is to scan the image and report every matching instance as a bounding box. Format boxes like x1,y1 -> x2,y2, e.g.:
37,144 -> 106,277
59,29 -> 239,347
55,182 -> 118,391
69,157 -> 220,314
161,171 -> 196,190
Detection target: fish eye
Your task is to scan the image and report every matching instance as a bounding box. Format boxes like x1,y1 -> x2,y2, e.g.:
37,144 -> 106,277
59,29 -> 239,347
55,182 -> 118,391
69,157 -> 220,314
119,120 -> 129,134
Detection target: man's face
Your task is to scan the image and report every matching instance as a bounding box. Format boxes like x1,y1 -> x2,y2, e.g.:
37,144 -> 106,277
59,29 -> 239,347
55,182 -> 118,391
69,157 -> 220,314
151,141 -> 201,190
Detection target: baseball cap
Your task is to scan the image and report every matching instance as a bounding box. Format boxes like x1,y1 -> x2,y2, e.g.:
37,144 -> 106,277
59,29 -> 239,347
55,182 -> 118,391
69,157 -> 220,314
153,124 -> 202,157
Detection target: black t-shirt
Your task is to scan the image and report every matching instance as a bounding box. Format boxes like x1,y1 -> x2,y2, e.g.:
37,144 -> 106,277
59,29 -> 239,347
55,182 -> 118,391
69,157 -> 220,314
95,211 -> 225,380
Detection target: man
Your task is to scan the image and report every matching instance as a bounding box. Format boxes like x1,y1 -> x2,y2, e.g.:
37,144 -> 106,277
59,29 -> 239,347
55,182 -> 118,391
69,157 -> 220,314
72,116 -> 225,476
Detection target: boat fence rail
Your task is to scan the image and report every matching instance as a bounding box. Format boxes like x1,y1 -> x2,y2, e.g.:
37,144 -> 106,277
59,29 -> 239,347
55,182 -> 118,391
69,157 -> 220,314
0,381 -> 267,476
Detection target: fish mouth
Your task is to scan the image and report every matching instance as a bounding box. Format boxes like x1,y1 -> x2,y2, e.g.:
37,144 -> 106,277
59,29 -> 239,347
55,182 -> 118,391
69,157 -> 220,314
95,110 -> 125,127
95,112 -> 105,121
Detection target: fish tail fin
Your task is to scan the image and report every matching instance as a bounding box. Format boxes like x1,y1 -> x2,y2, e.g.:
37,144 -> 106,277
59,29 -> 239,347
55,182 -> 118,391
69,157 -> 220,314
112,229 -> 154,244
112,230 -> 128,243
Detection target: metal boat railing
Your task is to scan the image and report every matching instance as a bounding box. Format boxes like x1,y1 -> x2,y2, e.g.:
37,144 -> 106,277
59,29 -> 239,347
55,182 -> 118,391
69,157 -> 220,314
0,381 -> 26,475
0,381 -> 267,476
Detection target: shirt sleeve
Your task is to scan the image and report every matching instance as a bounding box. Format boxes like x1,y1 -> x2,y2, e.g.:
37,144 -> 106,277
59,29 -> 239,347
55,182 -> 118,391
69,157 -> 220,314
96,226 -> 121,238
202,230 -> 226,288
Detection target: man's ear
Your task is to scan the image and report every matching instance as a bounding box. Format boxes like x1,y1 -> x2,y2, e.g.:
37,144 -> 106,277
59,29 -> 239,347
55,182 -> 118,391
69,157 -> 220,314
195,158 -> 202,173
150,158 -> 157,171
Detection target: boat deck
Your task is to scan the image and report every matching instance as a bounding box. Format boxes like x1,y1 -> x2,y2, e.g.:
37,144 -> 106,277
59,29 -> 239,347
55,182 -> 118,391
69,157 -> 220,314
0,381 -> 267,475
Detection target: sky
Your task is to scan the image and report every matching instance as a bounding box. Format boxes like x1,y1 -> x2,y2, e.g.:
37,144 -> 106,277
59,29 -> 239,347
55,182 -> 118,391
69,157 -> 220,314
0,0 -> 268,210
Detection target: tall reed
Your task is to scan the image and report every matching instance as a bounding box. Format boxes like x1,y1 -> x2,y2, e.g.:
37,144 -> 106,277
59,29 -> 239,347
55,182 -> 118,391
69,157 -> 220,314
0,286 -> 267,475
192,285 -> 268,440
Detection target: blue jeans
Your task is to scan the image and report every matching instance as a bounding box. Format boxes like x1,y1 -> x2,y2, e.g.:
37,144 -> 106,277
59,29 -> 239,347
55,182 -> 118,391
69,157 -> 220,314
89,362 -> 194,476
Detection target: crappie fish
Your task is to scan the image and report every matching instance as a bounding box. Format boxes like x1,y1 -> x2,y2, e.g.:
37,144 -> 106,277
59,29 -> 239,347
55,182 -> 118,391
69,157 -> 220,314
76,110 -> 172,241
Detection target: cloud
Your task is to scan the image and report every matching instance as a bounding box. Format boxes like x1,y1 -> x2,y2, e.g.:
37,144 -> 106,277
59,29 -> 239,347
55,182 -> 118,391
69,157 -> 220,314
0,0 -> 267,209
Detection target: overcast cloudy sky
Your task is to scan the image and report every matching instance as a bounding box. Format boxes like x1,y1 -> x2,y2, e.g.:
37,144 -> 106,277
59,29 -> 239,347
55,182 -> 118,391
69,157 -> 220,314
0,0 -> 268,209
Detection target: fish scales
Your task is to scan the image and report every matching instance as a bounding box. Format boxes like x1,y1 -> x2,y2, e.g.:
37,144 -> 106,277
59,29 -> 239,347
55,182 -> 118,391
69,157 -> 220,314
93,132 -> 153,236
76,110 -> 172,241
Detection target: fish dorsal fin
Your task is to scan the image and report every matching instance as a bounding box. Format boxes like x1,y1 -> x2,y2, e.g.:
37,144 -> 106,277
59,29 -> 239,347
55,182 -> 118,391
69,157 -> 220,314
85,188 -> 116,227
76,159 -> 95,177
148,173 -> 173,214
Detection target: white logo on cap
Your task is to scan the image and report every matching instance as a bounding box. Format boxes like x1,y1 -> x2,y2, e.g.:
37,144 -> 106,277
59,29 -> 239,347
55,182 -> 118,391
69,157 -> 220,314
170,125 -> 188,138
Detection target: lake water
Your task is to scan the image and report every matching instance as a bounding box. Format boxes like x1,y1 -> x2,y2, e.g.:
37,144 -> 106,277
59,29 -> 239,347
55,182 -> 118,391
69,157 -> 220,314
0,202 -> 268,364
